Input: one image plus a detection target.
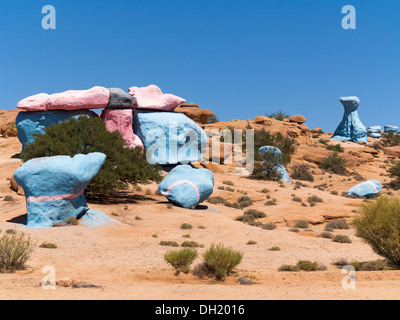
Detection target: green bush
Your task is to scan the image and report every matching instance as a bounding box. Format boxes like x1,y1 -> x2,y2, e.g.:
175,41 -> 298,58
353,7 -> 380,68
388,161 -> 400,190
181,241 -> 203,248
266,110 -> 290,121
261,223 -> 277,230
319,153 -> 347,175
244,209 -> 266,219
278,264 -> 298,272
164,248 -> 198,274
295,220 -> 309,229
326,144 -> 344,153
381,131 -> 400,147
296,260 -> 319,272
353,197 -> 400,267
160,241 -> 179,247
333,235 -> 352,244
325,219 -> 350,232
291,164 -> 314,182
39,243 -> 58,249
318,232 -> 334,239
307,195 -> 323,204
207,196 -> 225,204
0,230 -> 36,273
21,116 -> 162,195
201,244 -> 243,280
180,223 -> 193,230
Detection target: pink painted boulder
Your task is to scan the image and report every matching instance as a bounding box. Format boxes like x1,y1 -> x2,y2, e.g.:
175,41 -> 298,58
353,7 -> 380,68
17,87 -> 111,111
128,84 -> 186,111
101,109 -> 144,149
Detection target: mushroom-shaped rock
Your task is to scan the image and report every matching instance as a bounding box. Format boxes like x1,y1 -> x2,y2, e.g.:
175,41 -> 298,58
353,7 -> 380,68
13,153 -> 106,228
101,109 -> 143,149
16,110 -> 98,150
158,165 -> 214,209
331,97 -> 368,144
17,87 -> 110,111
259,146 -> 291,183
106,88 -> 135,109
133,111 -> 208,165
129,85 -> 186,111
347,180 -> 382,199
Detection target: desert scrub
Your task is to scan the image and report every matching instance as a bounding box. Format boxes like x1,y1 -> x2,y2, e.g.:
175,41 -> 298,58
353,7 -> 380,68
261,223 -> 277,230
246,241 -> 257,245
325,219 -> 350,232
159,241 -> 179,247
237,196 -> 253,209
39,243 -> 58,249
326,144 -> 344,153
294,220 -> 309,229
266,110 -> 290,121
0,230 -> 36,273
243,209 -> 266,219
180,223 -> 193,230
207,196 -> 225,205
265,199 -> 277,206
353,196 -> 400,267
333,234 -> 352,244
296,260 -> 319,272
268,246 -> 281,251
387,161 -> 400,190
278,264 -> 298,272
3,195 -> 14,202
307,195 -> 323,204
292,196 -> 302,203
289,228 -> 300,233
290,164 -> 314,182
381,131 -> 400,147
318,232 -> 335,239
181,241 -> 203,248
223,181 -> 235,186
164,248 -> 198,274
200,244 -> 243,281
319,153 -> 347,175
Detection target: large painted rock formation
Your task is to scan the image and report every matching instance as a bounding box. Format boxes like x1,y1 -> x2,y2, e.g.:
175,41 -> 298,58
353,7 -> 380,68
13,153 -> 106,228
129,85 -> 186,111
101,109 -> 144,149
347,180 -> 382,199
259,146 -> 291,183
16,110 -> 98,150
368,126 -> 382,139
17,86 -> 111,111
331,97 -> 368,144
134,110 -> 208,165
158,165 -> 214,208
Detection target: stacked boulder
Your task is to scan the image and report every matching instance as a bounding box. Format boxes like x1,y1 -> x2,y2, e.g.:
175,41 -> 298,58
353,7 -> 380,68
331,97 -> 368,144
129,85 -> 213,208
367,126 -> 382,139
384,125 -> 399,133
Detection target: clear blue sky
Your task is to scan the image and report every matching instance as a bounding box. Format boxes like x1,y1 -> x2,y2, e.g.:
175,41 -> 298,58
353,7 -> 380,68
1,0 -> 399,132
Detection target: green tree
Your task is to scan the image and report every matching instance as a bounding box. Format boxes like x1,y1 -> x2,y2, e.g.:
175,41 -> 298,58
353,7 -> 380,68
21,116 -> 162,195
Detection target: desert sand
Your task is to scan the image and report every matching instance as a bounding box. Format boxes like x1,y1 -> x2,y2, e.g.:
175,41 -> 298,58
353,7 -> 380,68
1,118 -> 400,300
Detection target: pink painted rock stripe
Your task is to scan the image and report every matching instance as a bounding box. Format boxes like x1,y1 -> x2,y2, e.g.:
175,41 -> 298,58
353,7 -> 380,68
161,180 -> 200,201
26,190 -> 85,203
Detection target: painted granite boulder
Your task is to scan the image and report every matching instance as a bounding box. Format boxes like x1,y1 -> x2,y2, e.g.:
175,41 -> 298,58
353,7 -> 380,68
331,97 -> 368,144
347,180 -> 382,199
107,88 -> 135,109
16,110 -> 98,150
17,86 -> 110,111
158,165 -> 214,209
384,125 -> 399,133
259,146 -> 291,183
13,153 -> 106,228
134,110 -> 208,165
129,85 -> 186,111
101,109 -> 144,149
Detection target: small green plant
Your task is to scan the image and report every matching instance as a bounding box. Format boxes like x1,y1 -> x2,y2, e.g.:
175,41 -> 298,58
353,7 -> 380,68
318,232 -> 334,239
261,223 -> 277,230
295,220 -> 309,229
182,234 -> 191,238
4,196 -> 14,202
145,189 -> 152,196
0,230 -> 36,273
152,234 -> 158,238
164,248 -> 198,274
333,235 -> 352,244
246,241 -> 257,245
326,144 -> 344,153
291,164 -> 314,182
226,187 -> 235,192
39,243 -> 58,249
217,186 -> 225,191
265,199 -> 277,206
268,246 -> 281,251
296,260 -> 319,272
182,241 -> 203,248
278,264 -> 298,272
243,209 -> 266,219
261,188 -> 270,194
292,197 -> 302,203
181,223 -> 193,230
307,195 -> 323,204
223,181 -> 234,186
159,241 -> 179,247
135,216 -> 142,220
325,219 -> 349,232
207,196 -> 225,205
266,110 -> 290,121
381,131 -> 400,147
200,244 -> 244,280
289,228 -> 300,233
319,153 -> 347,175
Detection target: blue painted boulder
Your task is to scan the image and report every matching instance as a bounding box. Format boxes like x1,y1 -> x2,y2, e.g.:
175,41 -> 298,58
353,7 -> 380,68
80,209 -> 119,227
259,146 -> 291,183
367,126 -> 382,138
384,125 -> 399,133
331,97 -> 368,144
158,165 -> 214,209
134,110 -> 208,165
347,180 -> 382,199
13,153 -> 106,228
16,110 -> 98,150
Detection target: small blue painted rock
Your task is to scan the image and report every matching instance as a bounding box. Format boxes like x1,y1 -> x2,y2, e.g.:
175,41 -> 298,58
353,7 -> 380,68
13,153 -> 106,228
331,97 -> 368,144
258,146 -> 291,183
134,110 -> 208,165
347,180 -> 382,199
16,110 -> 98,150
368,133 -> 381,139
158,165 -> 214,208
367,126 -> 382,134
384,125 -> 399,133
80,209 -> 119,227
